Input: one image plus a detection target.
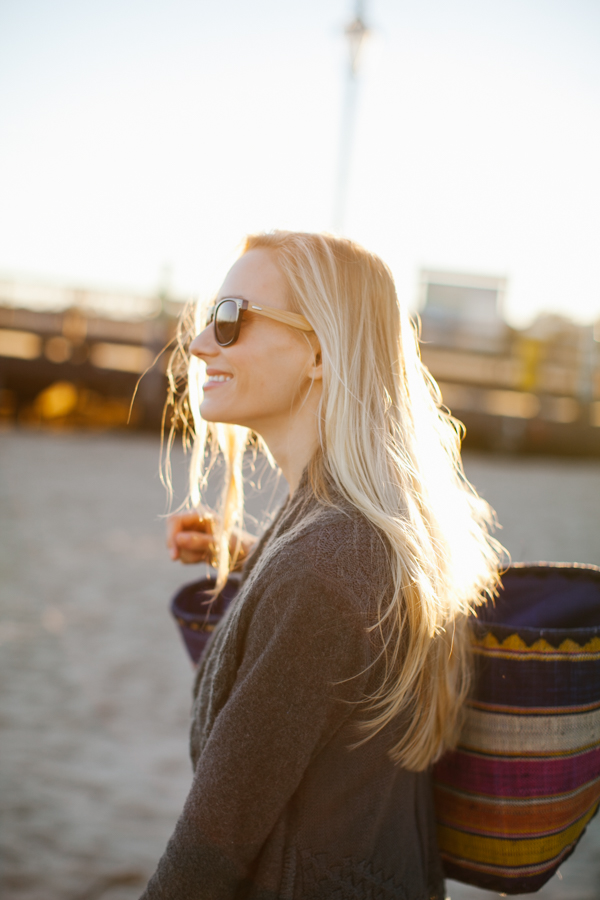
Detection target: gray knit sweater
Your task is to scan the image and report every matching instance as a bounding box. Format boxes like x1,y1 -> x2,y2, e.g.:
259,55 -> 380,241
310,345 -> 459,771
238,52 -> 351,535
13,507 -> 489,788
141,474 -> 445,900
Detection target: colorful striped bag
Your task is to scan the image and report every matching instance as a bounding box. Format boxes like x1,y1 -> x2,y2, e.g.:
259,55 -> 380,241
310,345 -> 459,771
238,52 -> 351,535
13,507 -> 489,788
171,563 -> 600,893
433,562 -> 600,894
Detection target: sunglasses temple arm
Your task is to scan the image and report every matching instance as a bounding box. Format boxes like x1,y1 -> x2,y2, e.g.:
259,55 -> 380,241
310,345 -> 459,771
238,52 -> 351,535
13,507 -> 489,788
250,305 -> 313,332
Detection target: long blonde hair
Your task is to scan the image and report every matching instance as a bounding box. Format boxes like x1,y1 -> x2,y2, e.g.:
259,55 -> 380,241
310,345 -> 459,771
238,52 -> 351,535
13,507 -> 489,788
166,231 -> 504,771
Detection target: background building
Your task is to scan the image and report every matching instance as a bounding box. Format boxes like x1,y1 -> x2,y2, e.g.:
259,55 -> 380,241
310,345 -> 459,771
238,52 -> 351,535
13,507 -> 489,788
418,268 -> 508,353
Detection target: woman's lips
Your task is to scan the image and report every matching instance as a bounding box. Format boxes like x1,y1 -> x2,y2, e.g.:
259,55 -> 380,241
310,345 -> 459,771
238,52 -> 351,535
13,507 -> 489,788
203,373 -> 233,390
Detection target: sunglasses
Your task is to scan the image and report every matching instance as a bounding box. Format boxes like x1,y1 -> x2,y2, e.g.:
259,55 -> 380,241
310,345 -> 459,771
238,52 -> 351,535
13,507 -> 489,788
207,297 -> 313,347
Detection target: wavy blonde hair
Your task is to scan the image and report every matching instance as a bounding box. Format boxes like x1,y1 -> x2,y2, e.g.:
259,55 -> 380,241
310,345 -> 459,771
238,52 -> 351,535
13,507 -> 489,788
166,231 -> 504,771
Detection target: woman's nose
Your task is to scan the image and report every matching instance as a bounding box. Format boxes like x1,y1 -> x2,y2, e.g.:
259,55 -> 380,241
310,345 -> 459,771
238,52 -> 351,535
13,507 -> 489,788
190,324 -> 217,359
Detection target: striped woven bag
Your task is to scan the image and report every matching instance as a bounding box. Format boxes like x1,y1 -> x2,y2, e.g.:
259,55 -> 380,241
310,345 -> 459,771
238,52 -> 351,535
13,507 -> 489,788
433,562 -> 600,894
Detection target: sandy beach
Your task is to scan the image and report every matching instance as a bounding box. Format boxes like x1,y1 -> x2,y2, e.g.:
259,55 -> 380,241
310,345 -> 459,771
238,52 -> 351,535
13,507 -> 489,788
1,430 -> 599,900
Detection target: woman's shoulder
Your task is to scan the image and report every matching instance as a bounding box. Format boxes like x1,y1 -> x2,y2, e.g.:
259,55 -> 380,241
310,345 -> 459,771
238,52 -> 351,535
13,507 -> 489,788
266,499 -> 392,607
239,502 -> 387,673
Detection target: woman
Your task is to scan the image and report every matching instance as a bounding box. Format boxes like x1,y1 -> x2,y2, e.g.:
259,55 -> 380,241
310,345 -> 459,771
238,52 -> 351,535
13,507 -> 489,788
142,232 -> 502,900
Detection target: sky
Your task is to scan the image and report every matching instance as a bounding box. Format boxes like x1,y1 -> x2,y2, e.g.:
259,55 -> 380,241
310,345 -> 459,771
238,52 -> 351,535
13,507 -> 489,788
0,0 -> 599,327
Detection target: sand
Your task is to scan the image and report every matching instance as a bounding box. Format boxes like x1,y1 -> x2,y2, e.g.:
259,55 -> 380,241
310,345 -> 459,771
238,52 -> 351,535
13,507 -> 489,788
1,431 -> 599,900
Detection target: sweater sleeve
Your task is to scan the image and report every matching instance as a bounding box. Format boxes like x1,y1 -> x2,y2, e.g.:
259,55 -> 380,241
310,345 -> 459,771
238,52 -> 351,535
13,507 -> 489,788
140,569 -> 371,900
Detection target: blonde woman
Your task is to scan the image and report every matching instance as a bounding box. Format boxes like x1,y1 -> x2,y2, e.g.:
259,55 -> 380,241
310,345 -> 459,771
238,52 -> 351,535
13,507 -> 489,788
141,232 -> 502,900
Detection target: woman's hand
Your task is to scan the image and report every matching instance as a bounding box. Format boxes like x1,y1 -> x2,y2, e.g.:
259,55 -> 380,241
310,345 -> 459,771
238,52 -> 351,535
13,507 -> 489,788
167,509 -> 258,566
167,509 -> 217,564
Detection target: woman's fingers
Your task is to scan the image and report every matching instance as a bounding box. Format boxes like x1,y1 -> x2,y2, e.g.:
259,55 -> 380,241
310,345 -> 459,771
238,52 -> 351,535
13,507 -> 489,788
176,532 -> 216,564
167,511 -> 214,538
167,509 -> 217,561
170,531 -> 216,563
177,548 -> 206,565
165,510 -> 259,566
176,530 -> 215,551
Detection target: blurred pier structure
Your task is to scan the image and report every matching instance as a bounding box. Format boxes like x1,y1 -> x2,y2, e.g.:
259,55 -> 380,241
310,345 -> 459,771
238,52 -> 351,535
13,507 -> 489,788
1,272 -> 599,455
0,276 -> 183,431
418,269 -> 600,455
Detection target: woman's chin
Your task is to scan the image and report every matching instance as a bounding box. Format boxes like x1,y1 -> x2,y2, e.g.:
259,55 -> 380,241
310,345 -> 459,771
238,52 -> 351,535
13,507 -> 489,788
199,399 -> 222,423
199,401 -> 237,426
199,404 -> 257,432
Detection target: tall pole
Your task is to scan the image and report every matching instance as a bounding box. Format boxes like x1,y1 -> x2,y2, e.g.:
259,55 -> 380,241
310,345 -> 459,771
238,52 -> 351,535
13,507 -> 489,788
333,1 -> 369,234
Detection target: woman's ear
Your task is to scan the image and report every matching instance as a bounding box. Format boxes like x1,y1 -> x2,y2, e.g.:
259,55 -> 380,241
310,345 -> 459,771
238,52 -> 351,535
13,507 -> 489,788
309,346 -> 323,381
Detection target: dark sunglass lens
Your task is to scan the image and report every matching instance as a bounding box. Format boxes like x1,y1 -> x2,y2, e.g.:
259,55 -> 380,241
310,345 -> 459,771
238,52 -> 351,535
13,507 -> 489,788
215,300 -> 239,345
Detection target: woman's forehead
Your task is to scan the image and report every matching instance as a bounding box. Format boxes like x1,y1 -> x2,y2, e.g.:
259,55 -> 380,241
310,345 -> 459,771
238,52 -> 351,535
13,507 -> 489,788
219,249 -> 287,308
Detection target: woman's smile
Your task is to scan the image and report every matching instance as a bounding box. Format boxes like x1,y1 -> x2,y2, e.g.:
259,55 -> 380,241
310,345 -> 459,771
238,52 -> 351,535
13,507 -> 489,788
203,368 -> 233,390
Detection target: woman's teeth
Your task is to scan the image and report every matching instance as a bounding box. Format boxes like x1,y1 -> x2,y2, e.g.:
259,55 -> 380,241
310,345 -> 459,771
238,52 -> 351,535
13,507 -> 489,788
207,375 -> 232,382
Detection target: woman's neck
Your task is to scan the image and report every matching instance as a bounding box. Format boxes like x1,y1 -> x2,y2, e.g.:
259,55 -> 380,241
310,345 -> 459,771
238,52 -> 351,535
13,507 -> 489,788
264,429 -> 317,496
255,411 -> 319,496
